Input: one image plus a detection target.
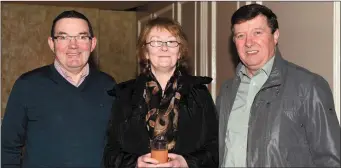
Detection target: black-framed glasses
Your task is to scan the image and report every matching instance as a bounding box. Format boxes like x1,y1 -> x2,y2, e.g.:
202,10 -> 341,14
53,35 -> 92,44
146,40 -> 180,48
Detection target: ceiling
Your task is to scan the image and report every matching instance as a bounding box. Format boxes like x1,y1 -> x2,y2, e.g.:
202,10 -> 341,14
2,1 -> 151,11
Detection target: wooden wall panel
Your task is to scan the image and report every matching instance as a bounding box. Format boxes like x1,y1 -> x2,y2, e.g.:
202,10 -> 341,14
216,2 -> 237,95
154,4 -> 174,19
181,2 -> 196,75
195,2 -> 202,77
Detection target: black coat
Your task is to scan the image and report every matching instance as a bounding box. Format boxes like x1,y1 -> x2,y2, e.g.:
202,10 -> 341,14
103,73 -> 218,168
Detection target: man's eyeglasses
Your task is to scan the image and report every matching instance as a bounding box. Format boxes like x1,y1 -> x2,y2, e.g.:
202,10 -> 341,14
53,35 -> 92,44
146,41 -> 180,48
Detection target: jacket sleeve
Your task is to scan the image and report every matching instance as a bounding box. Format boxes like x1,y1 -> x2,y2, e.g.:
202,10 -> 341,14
215,92 -> 222,119
182,86 -> 219,168
303,75 -> 340,167
103,90 -> 139,168
1,77 -> 28,168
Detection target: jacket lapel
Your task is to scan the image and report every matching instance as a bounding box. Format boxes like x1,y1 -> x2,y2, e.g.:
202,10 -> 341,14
219,70 -> 241,165
261,48 -> 286,90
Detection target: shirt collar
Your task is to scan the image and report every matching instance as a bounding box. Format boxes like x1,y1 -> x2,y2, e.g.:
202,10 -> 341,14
239,55 -> 275,78
54,60 -> 89,79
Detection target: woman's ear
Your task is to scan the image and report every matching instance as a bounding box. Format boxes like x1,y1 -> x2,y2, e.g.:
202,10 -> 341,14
145,51 -> 150,60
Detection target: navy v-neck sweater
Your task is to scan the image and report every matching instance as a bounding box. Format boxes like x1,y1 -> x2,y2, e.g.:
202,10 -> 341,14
1,64 -> 116,168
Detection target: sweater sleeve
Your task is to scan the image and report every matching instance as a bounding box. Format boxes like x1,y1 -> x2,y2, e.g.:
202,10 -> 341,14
1,77 -> 28,168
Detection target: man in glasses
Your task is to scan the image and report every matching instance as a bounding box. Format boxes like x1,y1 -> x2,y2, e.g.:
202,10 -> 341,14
1,10 -> 116,168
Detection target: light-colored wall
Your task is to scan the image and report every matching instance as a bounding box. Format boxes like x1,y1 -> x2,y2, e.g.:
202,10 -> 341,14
1,3 -> 137,117
264,2 -> 334,90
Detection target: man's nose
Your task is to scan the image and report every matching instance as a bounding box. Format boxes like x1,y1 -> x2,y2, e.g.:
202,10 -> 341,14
245,36 -> 254,48
68,38 -> 78,48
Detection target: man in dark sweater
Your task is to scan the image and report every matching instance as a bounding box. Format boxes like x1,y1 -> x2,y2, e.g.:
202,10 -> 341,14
1,10 -> 116,168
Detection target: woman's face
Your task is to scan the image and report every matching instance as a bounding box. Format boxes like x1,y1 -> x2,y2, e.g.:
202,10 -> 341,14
145,27 -> 180,73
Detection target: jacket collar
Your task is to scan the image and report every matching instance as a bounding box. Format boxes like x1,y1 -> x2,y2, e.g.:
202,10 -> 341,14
262,47 -> 287,89
129,70 -> 212,106
131,74 -> 148,107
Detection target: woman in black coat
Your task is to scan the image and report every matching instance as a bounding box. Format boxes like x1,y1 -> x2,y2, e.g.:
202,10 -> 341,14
103,17 -> 218,168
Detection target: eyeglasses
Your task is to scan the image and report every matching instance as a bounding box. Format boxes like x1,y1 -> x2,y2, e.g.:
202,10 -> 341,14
53,35 -> 92,44
146,41 -> 180,48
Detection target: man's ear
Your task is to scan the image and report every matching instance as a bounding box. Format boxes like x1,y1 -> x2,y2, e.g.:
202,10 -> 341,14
90,37 -> 97,52
273,29 -> 279,45
48,37 -> 55,53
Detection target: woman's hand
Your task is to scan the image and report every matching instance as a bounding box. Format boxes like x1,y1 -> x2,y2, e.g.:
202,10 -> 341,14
137,153 -> 159,168
156,153 -> 189,168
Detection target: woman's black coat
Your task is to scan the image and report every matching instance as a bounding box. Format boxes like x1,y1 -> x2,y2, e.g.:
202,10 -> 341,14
103,73 -> 218,168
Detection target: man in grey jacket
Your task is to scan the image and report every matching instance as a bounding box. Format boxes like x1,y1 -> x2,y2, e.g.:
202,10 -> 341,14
217,3 -> 340,167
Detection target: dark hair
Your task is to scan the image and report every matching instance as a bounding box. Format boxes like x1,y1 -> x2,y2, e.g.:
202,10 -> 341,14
51,10 -> 94,38
231,4 -> 278,34
137,17 -> 189,74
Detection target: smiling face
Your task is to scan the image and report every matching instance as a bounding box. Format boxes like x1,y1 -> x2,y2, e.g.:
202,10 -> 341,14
233,14 -> 279,75
48,18 -> 97,73
145,27 -> 180,73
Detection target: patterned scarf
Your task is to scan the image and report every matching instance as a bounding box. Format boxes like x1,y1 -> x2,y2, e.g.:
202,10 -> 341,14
144,69 -> 182,151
